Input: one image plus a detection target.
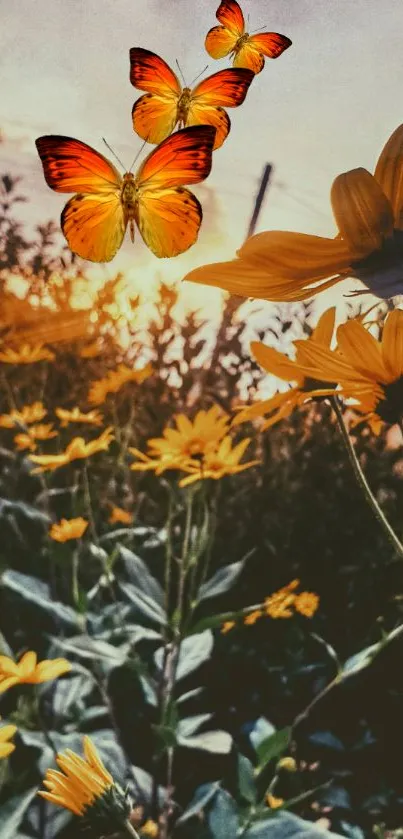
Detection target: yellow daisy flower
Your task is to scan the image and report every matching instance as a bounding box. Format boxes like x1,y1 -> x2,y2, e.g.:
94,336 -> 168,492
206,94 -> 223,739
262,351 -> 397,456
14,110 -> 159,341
39,736 -> 132,833
0,344 -> 55,363
233,308 -> 337,430
266,794 -> 284,809
14,423 -> 57,452
178,436 -> 259,487
221,621 -> 236,634
0,402 -> 47,428
108,506 -> 133,525
0,718 -> 17,759
55,406 -> 103,427
130,406 -> 230,476
49,517 -> 88,542
0,651 -> 71,694
28,427 -> 114,472
184,124 -> 403,302
88,363 -> 152,406
140,820 -> 159,838
294,592 -> 320,618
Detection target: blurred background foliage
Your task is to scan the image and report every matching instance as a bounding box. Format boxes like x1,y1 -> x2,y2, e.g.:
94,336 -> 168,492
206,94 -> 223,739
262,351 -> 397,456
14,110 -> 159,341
1,175 -> 403,839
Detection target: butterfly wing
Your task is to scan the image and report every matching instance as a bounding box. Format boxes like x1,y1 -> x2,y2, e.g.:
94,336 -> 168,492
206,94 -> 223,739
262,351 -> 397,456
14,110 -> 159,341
134,126 -> 215,257
234,32 -> 292,73
130,48 -> 180,143
35,136 -> 122,192
36,136 -> 125,262
187,68 -> 253,149
205,0 -> 244,58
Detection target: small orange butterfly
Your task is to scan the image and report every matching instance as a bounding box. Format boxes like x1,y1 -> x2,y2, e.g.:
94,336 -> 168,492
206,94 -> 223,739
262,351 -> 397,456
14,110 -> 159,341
205,0 -> 292,75
129,48 -> 254,149
35,126 -> 216,263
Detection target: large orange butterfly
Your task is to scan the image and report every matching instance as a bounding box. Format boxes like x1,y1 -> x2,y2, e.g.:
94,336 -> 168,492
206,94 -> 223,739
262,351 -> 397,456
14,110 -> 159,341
130,47 -> 254,149
205,0 -> 292,75
35,126 -> 216,263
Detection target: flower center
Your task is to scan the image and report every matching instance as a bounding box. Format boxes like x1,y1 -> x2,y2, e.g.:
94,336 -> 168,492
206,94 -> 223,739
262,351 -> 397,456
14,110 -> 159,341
352,229 -> 403,298
376,375 -> 403,424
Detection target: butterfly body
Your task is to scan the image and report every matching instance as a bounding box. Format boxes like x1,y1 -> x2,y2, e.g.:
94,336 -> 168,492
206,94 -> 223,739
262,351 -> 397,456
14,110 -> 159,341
130,47 -> 254,149
36,126 -> 215,262
205,0 -> 291,74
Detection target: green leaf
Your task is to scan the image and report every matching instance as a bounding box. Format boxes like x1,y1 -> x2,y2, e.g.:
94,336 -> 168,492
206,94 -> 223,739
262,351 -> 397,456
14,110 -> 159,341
238,753 -> 257,804
208,789 -> 239,839
119,545 -> 164,605
177,782 -> 220,825
0,787 -> 38,839
242,811 -> 345,839
177,714 -> 212,737
177,730 -> 232,753
154,631 -> 213,680
255,727 -> 292,774
119,581 -> 167,626
250,717 -> 276,751
51,635 -> 130,666
197,558 -> 246,602
1,570 -> 79,629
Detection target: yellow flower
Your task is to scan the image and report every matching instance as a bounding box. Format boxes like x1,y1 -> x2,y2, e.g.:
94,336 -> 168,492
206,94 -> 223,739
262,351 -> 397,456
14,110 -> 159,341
28,427 -> 114,472
0,718 -> 17,759
130,406 -> 230,476
49,517 -> 88,542
141,820 -> 159,838
221,621 -> 236,634
39,736 -> 131,831
184,124 -> 403,302
266,794 -> 284,809
0,402 -> 47,428
295,308 -> 403,426
244,609 -> 263,626
0,651 -> 71,694
14,423 -> 57,452
264,579 -> 300,619
294,592 -> 320,618
108,506 -> 133,525
79,340 -> 104,358
55,406 -> 103,427
88,363 -> 152,406
233,308 -> 337,430
0,344 -> 55,363
179,436 -> 259,487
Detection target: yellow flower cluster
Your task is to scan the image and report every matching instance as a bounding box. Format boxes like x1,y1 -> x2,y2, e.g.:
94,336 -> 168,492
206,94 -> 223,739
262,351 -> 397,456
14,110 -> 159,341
221,580 -> 319,634
88,362 -> 152,405
130,405 -> 259,486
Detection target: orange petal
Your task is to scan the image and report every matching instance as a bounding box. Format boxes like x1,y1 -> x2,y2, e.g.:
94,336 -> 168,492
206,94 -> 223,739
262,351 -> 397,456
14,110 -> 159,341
374,124 -> 403,228
311,307 -> 336,346
330,168 -> 394,256
250,342 -> 303,383
381,309 -> 403,380
337,319 -> 390,382
238,231 -> 353,280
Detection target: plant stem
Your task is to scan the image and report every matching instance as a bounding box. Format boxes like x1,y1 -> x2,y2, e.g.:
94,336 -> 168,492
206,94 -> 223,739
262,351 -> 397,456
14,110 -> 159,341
123,821 -> 141,839
331,396 -> 403,559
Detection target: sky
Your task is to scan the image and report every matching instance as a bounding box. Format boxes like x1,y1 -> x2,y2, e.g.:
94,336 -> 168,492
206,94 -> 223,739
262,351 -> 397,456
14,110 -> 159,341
1,0 -> 403,318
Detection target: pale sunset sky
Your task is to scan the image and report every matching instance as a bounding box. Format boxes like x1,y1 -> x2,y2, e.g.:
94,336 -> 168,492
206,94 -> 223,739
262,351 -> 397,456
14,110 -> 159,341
1,0 -> 403,318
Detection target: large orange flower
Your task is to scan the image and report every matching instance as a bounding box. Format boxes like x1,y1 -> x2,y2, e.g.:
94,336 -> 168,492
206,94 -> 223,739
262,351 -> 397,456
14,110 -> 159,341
295,308 -> 403,426
233,308 -> 336,430
184,125 -> 403,301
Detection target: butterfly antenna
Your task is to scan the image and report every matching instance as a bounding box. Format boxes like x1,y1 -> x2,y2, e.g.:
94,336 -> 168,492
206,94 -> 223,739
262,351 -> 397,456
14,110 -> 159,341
250,23 -> 268,33
189,64 -> 209,86
102,138 -> 126,171
129,138 -> 148,173
175,59 -> 187,86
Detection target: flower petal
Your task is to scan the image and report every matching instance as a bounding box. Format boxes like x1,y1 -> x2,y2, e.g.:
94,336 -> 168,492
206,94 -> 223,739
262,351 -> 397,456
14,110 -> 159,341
238,232 -> 354,280
337,319 -> 390,382
311,307 -> 336,345
331,168 -> 394,256
374,124 -> 403,228
250,342 -> 302,382
381,309 -> 403,379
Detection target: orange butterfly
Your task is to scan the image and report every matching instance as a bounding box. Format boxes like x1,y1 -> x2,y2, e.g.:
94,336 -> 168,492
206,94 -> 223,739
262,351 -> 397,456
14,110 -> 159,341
130,47 -> 254,149
35,126 -> 216,263
205,0 -> 292,75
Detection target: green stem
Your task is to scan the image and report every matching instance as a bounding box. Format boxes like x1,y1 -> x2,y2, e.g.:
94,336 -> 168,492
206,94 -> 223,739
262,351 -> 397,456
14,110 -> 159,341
123,821 -> 141,839
331,396 -> 403,560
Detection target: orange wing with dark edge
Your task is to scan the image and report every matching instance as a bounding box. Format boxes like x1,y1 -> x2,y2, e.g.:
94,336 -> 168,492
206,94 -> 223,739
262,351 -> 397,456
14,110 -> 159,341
234,32 -> 292,73
130,48 -> 181,144
187,68 -> 254,149
35,136 -> 125,263
205,0 -> 244,59
35,136 -> 122,192
134,126 -> 215,258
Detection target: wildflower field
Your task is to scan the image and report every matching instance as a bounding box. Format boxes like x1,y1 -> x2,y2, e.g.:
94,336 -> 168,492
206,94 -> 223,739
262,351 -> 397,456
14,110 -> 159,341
3,2 -> 403,839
